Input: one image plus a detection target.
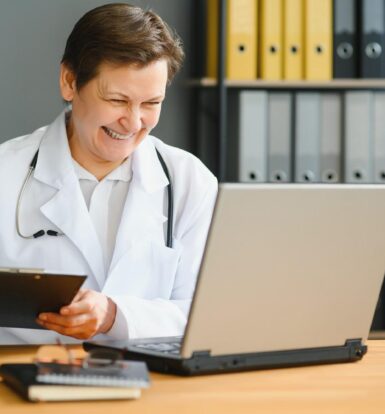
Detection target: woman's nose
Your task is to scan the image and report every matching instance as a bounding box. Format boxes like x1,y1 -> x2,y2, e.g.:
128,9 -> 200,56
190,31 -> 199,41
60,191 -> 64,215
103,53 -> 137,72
119,107 -> 142,134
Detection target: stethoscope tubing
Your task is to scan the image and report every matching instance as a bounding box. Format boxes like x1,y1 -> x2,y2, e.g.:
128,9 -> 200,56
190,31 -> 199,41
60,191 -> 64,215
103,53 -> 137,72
16,148 -> 174,248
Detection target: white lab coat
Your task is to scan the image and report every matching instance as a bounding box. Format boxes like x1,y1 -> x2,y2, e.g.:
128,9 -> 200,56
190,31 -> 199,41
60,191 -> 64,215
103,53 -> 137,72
0,111 -> 217,344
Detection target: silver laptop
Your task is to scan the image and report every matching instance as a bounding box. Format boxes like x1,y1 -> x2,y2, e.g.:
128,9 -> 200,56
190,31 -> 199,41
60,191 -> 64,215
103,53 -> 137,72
85,184 -> 385,375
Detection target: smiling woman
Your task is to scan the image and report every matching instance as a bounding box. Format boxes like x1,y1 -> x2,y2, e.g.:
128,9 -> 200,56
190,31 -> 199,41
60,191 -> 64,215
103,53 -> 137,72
0,3 -> 217,345
62,61 -> 168,180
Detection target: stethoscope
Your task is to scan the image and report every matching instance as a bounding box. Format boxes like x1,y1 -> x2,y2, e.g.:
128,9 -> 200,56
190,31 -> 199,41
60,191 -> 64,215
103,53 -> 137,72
16,148 -> 174,248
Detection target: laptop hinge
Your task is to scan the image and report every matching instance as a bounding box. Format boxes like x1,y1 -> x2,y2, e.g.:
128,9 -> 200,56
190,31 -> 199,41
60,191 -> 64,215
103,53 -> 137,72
191,350 -> 211,358
345,338 -> 366,358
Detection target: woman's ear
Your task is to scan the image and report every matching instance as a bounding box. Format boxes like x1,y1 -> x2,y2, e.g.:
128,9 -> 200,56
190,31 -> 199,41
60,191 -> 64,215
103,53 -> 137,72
59,64 -> 76,102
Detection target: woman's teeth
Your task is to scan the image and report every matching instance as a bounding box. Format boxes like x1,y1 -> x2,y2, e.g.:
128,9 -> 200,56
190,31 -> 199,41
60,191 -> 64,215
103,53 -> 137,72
102,126 -> 132,140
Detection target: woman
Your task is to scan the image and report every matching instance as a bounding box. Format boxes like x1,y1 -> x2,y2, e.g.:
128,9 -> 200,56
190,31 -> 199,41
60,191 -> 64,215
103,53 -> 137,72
0,3 -> 217,344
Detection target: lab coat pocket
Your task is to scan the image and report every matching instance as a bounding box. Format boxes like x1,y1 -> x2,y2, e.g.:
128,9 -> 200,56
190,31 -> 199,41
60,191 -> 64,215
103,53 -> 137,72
103,240 -> 181,299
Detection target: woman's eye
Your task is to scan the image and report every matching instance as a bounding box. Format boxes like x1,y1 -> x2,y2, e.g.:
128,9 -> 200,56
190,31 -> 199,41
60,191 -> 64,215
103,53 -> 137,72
110,99 -> 126,104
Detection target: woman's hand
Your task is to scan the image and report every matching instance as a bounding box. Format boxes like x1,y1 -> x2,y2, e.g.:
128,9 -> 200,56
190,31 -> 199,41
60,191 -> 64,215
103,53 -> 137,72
36,289 -> 117,340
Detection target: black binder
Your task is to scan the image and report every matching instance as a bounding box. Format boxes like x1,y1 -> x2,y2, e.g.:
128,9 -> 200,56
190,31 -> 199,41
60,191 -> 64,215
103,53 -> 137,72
333,0 -> 359,78
359,0 -> 385,78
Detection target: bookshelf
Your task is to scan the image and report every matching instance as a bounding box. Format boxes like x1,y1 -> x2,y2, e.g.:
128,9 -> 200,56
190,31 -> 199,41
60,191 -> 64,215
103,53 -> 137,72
191,78 -> 385,89
192,0 -> 385,182
192,0 -> 385,331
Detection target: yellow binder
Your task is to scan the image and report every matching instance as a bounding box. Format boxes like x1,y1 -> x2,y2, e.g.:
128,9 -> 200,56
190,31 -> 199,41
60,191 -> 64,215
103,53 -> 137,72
206,0 -> 219,79
206,0 -> 257,80
283,0 -> 303,80
304,0 -> 333,80
259,0 -> 283,80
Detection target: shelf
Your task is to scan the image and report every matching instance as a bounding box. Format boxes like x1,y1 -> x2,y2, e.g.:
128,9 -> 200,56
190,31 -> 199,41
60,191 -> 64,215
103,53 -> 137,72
189,78 -> 385,89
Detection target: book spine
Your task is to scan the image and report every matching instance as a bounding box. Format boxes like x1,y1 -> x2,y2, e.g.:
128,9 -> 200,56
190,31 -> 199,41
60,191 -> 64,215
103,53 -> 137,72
1,373 -> 30,401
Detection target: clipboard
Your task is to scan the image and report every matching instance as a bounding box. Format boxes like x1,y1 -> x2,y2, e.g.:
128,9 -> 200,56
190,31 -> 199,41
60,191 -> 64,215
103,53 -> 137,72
0,268 -> 87,329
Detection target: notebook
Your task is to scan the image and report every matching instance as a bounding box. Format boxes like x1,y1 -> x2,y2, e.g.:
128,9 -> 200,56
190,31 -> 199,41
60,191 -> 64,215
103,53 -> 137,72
36,359 -> 150,387
85,184 -> 385,375
0,364 -> 144,401
0,361 -> 149,401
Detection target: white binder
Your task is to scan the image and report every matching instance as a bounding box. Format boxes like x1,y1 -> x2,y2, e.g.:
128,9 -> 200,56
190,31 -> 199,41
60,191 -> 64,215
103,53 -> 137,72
295,93 -> 321,182
344,91 -> 374,183
238,91 -> 268,182
374,92 -> 385,183
320,93 -> 342,182
267,92 -> 292,182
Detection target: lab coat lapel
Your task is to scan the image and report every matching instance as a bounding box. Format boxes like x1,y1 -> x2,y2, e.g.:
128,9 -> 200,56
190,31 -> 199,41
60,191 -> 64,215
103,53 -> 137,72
109,137 -> 169,273
40,179 -> 105,289
33,111 -> 105,289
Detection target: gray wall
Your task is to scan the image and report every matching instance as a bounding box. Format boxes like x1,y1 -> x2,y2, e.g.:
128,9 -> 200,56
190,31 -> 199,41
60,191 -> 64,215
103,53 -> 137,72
0,0 -> 194,150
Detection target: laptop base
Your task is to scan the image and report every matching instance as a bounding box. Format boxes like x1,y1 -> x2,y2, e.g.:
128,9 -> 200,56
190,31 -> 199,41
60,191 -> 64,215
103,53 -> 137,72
84,339 -> 366,376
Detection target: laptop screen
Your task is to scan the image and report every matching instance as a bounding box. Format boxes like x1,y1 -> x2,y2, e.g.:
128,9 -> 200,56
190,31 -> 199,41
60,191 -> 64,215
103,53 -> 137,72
182,184 -> 385,357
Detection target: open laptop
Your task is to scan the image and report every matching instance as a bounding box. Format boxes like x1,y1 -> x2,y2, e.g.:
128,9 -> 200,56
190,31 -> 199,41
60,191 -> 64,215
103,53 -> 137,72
84,184 -> 385,375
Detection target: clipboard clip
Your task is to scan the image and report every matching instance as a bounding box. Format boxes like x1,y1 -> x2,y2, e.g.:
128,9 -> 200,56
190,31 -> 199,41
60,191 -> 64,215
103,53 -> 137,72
0,267 -> 45,274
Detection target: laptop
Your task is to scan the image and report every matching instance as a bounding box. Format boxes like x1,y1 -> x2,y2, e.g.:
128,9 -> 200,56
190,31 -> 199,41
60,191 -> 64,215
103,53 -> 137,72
84,184 -> 385,375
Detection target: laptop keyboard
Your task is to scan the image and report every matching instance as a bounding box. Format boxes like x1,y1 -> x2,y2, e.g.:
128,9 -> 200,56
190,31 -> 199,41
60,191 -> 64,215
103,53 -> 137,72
134,341 -> 181,354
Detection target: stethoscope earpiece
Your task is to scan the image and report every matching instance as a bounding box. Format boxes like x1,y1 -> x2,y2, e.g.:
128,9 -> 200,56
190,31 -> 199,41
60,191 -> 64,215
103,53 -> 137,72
32,230 -> 45,238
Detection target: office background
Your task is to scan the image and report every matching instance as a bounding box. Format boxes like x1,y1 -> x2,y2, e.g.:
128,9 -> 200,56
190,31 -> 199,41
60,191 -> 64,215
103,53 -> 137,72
0,0 -> 194,150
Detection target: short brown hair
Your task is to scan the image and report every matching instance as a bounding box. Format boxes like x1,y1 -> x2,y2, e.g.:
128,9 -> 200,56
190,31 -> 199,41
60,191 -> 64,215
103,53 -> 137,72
61,3 -> 184,90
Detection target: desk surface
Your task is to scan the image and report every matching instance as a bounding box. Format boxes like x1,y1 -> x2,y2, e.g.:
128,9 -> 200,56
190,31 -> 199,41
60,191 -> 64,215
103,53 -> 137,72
1,341 -> 385,414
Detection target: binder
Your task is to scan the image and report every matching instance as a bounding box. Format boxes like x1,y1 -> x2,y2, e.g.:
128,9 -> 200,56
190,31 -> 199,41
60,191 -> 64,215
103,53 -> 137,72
206,0 -> 258,80
196,89 -> 217,174
227,0 -> 258,79
304,0 -> 333,80
333,0 -> 358,78
294,93 -> 321,182
283,0 -> 303,80
320,93 -> 342,182
260,0 -> 283,80
238,91 -> 268,182
344,92 -> 374,183
267,92 -> 292,182
373,92 -> 385,183
206,0 -> 218,79
360,0 -> 385,78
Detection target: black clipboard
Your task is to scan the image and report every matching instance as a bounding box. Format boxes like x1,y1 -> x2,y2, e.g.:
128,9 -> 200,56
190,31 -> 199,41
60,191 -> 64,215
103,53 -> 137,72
0,268 -> 87,329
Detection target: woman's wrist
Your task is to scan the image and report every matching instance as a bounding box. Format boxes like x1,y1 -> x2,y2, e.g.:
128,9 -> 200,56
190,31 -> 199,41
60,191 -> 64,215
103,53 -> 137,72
101,296 -> 117,333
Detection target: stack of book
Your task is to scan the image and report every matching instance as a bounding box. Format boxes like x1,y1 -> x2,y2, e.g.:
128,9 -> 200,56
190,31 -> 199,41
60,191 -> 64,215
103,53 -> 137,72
0,360 -> 150,402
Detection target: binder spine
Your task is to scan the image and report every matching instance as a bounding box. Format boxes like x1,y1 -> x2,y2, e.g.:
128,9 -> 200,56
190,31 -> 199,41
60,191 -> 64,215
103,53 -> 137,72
360,0 -> 385,78
227,0 -> 258,80
320,93 -> 342,182
206,0 -> 219,78
283,0 -> 303,80
373,92 -> 385,183
344,91 -> 374,183
259,0 -> 283,80
333,0 -> 358,78
267,92 -> 293,182
294,92 -> 321,182
304,0 -> 333,80
238,91 -> 268,182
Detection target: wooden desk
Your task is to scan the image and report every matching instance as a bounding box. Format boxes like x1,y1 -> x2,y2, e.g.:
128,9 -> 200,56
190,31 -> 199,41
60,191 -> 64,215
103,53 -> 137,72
1,341 -> 385,414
